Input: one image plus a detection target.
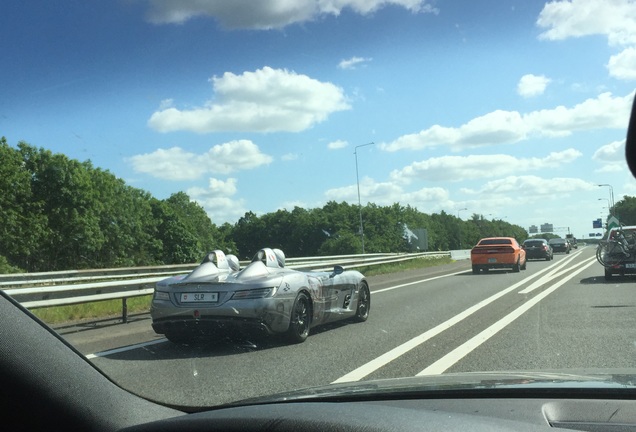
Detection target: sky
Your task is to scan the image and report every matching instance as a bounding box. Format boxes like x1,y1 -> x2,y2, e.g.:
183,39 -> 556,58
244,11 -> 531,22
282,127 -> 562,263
2,0 -> 636,240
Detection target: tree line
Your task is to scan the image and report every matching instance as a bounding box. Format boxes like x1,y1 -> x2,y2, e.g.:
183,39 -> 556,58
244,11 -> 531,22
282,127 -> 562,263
2,138 -> 531,273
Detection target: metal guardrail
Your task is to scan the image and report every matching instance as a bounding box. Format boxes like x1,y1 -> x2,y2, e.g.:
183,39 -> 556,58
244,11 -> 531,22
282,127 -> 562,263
2,251 -> 450,322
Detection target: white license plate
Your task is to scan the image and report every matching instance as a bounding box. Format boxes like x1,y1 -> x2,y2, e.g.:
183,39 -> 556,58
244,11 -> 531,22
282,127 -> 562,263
488,258 -> 497,263
180,292 -> 218,303
626,263 -> 636,268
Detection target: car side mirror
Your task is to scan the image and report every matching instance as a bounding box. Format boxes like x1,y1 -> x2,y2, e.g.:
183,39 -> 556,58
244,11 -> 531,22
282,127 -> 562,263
332,265 -> 344,277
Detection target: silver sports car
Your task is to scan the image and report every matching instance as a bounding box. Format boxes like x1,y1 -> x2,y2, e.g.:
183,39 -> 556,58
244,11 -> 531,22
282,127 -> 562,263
151,248 -> 370,343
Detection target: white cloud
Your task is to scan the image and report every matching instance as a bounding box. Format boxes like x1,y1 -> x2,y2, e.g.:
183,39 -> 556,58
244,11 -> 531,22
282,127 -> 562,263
593,139 -> 625,163
608,47 -> 636,80
324,176 -> 450,207
143,0 -> 437,29
338,56 -> 372,70
517,74 -> 551,97
126,140 -> 273,180
282,153 -> 299,161
380,111 -> 527,152
381,92 -> 633,151
593,139 -> 628,173
596,164 -> 625,173
537,0 -> 636,46
148,67 -> 350,133
187,177 -> 247,224
390,149 -> 582,183
461,175 -> 598,196
328,139 -> 348,149
126,147 -> 205,181
524,92 -> 633,137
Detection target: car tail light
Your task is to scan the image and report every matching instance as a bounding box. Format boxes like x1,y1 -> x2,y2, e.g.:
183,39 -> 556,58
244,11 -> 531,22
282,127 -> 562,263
472,246 -> 515,254
232,287 -> 276,299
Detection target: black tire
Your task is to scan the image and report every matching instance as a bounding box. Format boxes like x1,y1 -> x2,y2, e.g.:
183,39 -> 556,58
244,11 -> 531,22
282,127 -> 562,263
472,265 -> 479,274
286,292 -> 311,343
512,259 -> 520,273
545,256 -> 550,261
521,259 -> 527,270
604,269 -> 613,281
353,282 -> 370,322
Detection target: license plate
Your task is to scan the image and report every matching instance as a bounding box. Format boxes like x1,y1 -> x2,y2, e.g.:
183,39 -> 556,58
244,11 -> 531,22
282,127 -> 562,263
488,258 -> 497,263
626,263 -> 636,268
180,292 -> 218,303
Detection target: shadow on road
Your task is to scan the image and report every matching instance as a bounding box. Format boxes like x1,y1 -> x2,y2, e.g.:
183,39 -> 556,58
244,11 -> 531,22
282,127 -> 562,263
580,275 -> 636,285
95,319 -> 363,361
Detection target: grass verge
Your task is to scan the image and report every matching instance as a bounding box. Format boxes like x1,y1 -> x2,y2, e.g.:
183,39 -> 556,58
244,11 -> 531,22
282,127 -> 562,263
358,255 -> 454,277
32,295 -> 153,325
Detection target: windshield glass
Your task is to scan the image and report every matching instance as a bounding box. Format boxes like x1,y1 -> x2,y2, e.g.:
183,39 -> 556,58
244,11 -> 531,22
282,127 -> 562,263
3,0 -> 636,409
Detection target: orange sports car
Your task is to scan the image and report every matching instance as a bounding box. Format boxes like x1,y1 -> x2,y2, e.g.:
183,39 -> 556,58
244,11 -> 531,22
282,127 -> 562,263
471,237 -> 527,274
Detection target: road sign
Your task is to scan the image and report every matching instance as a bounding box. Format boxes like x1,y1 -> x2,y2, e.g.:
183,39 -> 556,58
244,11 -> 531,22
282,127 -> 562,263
607,215 -> 620,231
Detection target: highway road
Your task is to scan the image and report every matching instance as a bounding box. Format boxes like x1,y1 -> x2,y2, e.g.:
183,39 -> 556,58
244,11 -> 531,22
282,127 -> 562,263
55,246 -> 636,408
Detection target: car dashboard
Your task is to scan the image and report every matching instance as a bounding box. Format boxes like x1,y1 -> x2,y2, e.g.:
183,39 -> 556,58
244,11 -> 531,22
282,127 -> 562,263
3,290 -> 636,432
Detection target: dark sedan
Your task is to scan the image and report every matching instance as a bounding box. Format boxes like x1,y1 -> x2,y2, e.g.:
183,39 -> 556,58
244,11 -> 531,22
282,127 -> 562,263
522,239 -> 553,261
549,238 -> 571,254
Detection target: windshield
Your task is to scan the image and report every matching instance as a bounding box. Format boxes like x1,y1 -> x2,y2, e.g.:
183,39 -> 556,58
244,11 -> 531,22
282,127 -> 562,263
3,0 -> 636,409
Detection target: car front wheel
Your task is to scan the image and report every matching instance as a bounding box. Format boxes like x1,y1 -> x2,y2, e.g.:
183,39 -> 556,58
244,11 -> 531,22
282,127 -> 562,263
286,292 -> 311,343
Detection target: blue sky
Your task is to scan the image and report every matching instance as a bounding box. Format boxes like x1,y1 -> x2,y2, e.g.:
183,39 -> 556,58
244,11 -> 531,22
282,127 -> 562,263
2,0 -> 635,239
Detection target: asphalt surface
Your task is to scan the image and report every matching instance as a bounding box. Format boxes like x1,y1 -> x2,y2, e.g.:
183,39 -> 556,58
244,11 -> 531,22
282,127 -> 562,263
55,247 -> 636,408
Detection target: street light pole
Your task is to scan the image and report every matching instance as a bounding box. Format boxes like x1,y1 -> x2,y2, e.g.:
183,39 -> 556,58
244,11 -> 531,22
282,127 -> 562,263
355,142 -> 375,254
598,184 -> 615,215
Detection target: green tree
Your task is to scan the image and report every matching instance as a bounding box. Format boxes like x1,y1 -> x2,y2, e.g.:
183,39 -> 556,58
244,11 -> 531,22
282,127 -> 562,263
614,196 -> 636,225
0,138 -> 46,271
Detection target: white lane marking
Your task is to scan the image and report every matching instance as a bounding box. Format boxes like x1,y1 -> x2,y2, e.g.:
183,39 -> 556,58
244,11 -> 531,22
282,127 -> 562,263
517,253 -> 591,294
86,338 -> 167,359
372,270 -> 467,294
417,257 -> 596,376
332,253 -> 590,383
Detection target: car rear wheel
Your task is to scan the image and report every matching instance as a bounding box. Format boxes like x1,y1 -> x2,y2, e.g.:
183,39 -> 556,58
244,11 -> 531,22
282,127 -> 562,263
472,265 -> 479,274
512,259 -> 520,272
353,282 -> 370,322
286,292 -> 311,343
604,268 -> 613,281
